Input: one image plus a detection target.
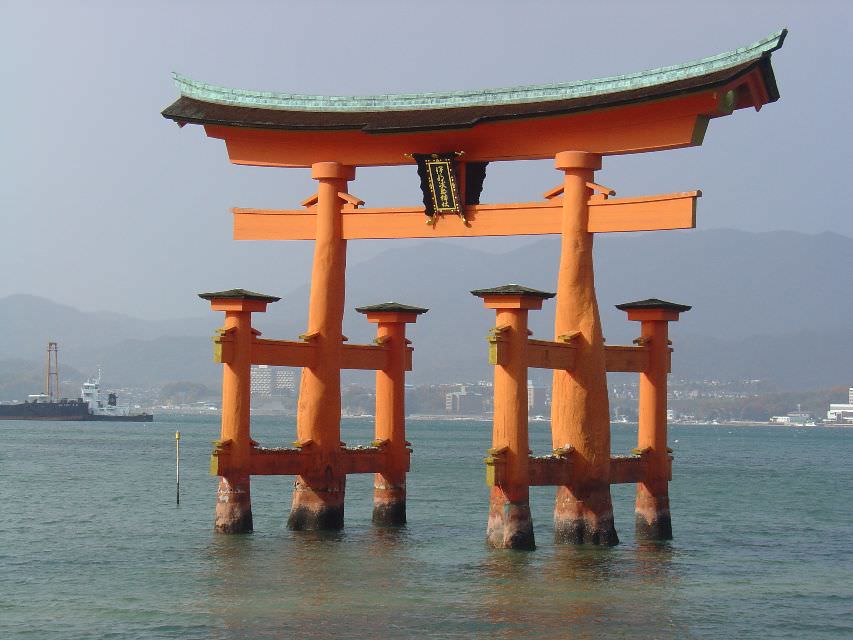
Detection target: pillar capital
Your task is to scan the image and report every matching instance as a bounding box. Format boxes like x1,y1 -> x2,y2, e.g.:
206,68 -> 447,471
199,288 -> 280,313
554,151 -> 602,172
355,302 -> 428,325
471,284 -> 555,310
311,161 -> 356,181
616,298 -> 691,323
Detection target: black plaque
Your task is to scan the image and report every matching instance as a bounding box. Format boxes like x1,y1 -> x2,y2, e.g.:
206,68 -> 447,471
413,153 -> 461,216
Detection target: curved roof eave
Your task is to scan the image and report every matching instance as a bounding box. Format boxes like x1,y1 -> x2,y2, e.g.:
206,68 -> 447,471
170,30 -> 785,114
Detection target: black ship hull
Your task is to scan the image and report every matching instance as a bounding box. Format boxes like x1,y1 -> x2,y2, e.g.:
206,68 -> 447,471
0,401 -> 153,422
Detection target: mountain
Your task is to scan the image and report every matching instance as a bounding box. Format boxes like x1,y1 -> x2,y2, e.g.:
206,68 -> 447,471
0,229 -> 849,391
257,229 -> 852,388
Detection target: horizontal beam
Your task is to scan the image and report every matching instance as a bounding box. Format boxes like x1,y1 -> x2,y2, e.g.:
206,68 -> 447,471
340,343 -> 389,371
252,338 -> 317,367
588,191 -> 698,233
228,338 -> 412,371
527,339 -> 577,370
206,92 -> 718,167
488,453 -> 657,486
604,345 -> 650,373
234,191 -> 699,240
609,456 -> 647,484
212,445 -> 408,477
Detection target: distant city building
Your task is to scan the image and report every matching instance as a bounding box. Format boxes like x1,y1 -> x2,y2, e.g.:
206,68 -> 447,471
770,405 -> 815,426
445,385 -> 485,415
251,365 -> 297,397
826,387 -> 853,424
527,380 -> 547,416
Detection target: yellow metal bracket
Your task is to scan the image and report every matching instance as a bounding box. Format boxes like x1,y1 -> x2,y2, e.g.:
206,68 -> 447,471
557,331 -> 581,343
487,325 -> 510,365
212,327 -> 236,363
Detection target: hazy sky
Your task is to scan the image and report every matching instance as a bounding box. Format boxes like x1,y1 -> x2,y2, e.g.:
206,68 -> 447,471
1,1 -> 850,319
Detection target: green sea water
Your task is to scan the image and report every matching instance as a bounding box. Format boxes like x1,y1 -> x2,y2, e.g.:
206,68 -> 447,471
1,416 -> 850,639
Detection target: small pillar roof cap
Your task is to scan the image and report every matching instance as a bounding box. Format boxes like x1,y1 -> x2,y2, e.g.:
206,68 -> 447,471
470,284 -> 555,299
615,298 -> 691,312
198,288 -> 281,303
355,302 -> 429,314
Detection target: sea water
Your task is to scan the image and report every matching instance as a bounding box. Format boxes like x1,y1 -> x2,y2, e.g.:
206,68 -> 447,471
0,417 -> 850,639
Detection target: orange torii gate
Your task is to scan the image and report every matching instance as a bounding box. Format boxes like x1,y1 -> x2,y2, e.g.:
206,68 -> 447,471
164,30 -> 785,547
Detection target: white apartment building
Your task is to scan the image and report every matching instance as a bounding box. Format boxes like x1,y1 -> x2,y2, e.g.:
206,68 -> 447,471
250,365 -> 297,397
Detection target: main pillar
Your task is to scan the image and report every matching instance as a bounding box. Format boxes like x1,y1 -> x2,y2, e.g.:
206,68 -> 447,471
474,284 -> 555,550
617,299 -> 690,540
550,151 -> 618,545
357,303 -> 428,526
289,162 -> 355,530
200,289 -> 280,533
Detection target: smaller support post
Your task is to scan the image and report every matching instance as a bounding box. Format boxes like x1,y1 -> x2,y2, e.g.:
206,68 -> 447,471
199,288 -> 280,533
472,284 -> 555,550
356,302 -> 428,526
616,298 -> 690,540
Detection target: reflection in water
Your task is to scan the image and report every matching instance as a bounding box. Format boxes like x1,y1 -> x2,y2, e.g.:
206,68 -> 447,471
462,543 -> 686,640
206,525 -> 420,639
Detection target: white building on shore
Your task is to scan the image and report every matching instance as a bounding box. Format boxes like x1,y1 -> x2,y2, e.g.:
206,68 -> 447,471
826,387 -> 853,425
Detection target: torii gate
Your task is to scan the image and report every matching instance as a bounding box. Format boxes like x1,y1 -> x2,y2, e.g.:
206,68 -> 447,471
164,30 -> 785,548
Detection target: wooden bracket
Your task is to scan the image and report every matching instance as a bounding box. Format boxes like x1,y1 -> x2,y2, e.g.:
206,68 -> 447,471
299,330 -> 320,342
301,192 -> 319,208
338,192 -> 364,208
543,184 -> 564,200
586,181 -> 616,198
557,331 -> 581,343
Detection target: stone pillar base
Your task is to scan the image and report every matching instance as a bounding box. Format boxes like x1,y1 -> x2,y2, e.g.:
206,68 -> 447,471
487,487 -> 535,550
373,476 -> 406,526
214,476 -> 253,534
287,475 -> 346,531
554,484 -> 618,545
635,485 -> 672,540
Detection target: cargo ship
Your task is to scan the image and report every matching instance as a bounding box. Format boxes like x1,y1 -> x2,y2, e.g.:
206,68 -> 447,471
0,343 -> 153,422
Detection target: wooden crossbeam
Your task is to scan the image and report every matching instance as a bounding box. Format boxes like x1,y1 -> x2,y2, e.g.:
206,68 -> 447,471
216,337 -> 412,371
489,339 -> 660,373
252,338 -> 317,367
340,344 -> 389,371
527,339 -> 577,370
604,345 -> 651,373
211,445 -> 404,477
488,453 -> 652,487
233,191 -> 700,241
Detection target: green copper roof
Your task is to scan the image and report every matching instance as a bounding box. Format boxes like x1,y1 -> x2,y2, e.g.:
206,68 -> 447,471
173,30 -> 785,113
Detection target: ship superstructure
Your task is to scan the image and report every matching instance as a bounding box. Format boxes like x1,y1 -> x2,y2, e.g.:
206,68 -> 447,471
0,344 -> 153,422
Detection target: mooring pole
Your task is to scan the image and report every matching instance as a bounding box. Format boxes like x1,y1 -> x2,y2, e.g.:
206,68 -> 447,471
175,430 -> 181,505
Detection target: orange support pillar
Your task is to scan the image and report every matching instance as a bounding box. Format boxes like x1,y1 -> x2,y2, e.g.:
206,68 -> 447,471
289,162 -> 356,531
356,302 -> 428,526
617,298 -> 690,540
550,151 -> 618,545
199,289 -> 279,533
473,285 -> 555,550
